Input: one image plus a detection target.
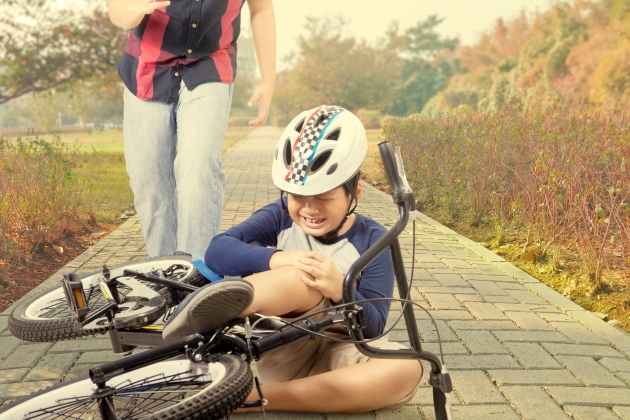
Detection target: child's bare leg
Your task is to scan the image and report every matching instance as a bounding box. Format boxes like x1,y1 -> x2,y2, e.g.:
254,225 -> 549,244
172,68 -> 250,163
240,358 -> 422,413
244,266 -> 323,317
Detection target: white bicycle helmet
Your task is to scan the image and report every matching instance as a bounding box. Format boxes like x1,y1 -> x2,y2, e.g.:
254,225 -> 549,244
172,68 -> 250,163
272,105 -> 367,196
272,105 -> 368,240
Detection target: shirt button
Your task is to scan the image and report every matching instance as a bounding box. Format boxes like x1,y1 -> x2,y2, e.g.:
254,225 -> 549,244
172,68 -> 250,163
187,49 -> 192,54
174,72 -> 179,77
192,23 -> 197,28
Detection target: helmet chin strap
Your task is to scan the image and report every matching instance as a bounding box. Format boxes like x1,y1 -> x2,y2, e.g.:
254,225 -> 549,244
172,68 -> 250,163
322,197 -> 357,244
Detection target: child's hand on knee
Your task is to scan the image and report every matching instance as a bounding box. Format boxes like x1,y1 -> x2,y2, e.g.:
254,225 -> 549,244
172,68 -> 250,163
295,251 -> 343,302
268,250 -> 307,269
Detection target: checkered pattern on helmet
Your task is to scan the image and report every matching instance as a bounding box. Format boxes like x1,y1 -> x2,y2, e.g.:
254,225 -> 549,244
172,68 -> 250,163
288,106 -> 343,185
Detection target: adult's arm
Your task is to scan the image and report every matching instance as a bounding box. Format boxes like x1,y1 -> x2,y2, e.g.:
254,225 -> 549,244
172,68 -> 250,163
246,0 -> 276,128
107,0 -> 170,29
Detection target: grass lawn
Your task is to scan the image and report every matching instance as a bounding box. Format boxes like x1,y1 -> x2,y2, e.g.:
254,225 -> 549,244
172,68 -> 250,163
360,129 -> 388,190
53,127 -> 252,223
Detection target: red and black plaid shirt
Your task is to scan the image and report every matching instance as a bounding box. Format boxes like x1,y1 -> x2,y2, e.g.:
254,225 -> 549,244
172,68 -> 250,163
117,0 -> 245,103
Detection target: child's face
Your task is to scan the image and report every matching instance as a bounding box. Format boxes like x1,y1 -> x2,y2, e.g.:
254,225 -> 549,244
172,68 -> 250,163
287,183 -> 362,238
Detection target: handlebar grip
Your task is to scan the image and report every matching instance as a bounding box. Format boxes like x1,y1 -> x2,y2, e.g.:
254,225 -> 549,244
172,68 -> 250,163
378,141 -> 403,193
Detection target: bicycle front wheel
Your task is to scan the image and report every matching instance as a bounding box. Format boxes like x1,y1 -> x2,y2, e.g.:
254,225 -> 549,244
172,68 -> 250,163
9,255 -> 208,342
0,354 -> 253,420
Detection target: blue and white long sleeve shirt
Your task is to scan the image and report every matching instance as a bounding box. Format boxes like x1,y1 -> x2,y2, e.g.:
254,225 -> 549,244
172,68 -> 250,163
204,198 -> 395,338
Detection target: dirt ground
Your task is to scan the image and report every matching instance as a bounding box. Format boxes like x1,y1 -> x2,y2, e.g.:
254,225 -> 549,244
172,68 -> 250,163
0,223 -> 119,313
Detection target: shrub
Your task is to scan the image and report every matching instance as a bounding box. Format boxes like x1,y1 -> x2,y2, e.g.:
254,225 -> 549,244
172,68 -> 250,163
383,107 -> 630,287
355,109 -> 383,129
0,136 -> 90,279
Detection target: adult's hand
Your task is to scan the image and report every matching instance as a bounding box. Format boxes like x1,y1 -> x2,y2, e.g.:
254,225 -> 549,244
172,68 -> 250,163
248,82 -> 274,128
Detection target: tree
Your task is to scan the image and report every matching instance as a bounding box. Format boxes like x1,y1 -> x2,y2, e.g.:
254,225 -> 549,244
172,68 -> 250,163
273,17 -> 401,121
0,1 -> 127,104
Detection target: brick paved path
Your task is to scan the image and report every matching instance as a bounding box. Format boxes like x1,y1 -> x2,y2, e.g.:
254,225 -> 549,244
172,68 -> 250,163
1,127 -> 630,419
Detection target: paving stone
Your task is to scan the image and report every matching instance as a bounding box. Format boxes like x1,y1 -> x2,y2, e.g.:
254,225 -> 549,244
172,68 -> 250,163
415,320 -> 459,342
538,312 -> 575,323
467,280 -> 509,296
450,370 -> 505,403
327,413 -> 374,419
546,386 -> 630,406
554,355 -> 627,387
505,311 -> 556,331
0,343 -> 52,369
524,282 -> 587,313
494,303 -> 561,313
500,386 -> 570,420
230,413 -> 324,419
461,273 -> 515,282
497,281 -> 528,290
445,355 -> 521,369
456,330 -> 509,354
421,341 -> 470,356
75,350 -> 122,365
447,320 -> 519,331
462,302 -> 507,320
0,316 -> 7,334
63,364 -> 91,381
488,369 -> 582,386
422,405 -> 520,420
550,321 -> 608,345
599,357 -> 630,377
0,368 -> 29,383
613,407 -> 630,419
504,289 -> 546,304
541,343 -> 627,358
431,273 -> 470,288
0,335 -> 22,360
422,293 -> 464,310
453,294 -> 483,303
417,310 -> 475,321
503,342 -> 562,369
417,286 -> 477,295
0,381 -> 56,399
565,406 -> 621,420
24,352 -> 79,381
479,295 -> 519,304
374,406 -> 422,419
493,330 -> 571,343
408,384 -> 461,406
439,259 -> 474,270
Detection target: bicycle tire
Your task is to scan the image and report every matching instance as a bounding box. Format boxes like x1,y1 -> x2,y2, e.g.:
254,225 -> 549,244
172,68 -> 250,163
0,354 -> 253,420
9,255 -> 207,342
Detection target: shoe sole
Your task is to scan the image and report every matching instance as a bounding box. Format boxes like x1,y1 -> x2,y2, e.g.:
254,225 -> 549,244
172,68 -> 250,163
162,279 -> 254,343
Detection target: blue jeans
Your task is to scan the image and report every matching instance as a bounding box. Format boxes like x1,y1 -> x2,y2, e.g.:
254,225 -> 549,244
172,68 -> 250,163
123,82 -> 233,257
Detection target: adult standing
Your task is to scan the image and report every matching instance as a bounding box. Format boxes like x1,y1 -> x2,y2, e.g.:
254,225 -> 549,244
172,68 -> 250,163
107,0 -> 276,257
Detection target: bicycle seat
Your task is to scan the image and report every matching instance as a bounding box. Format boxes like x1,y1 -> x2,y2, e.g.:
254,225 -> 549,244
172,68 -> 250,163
162,278 -> 254,343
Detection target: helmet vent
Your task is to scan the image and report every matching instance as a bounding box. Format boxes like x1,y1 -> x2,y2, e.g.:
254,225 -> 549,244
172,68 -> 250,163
314,114 -> 326,127
325,128 -> 340,141
326,162 -> 338,175
308,150 -> 332,174
295,118 -> 305,133
283,138 -> 292,169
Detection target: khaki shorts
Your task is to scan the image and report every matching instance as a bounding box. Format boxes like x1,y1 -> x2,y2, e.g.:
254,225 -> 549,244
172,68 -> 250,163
256,299 -> 423,408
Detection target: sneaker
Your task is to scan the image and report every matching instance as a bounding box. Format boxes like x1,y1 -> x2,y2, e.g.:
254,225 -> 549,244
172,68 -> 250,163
162,278 -> 254,343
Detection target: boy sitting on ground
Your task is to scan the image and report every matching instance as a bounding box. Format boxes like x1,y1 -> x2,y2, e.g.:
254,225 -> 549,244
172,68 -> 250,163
163,105 -> 423,413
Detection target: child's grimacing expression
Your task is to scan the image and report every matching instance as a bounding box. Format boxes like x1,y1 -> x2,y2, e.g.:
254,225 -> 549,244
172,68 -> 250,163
287,182 -> 363,239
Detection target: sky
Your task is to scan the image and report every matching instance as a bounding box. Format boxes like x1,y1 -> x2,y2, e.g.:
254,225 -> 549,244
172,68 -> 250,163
241,0 -> 557,70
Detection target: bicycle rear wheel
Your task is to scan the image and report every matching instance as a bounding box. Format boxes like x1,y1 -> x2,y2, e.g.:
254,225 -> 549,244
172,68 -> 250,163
9,255 -> 208,342
0,354 -> 252,420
